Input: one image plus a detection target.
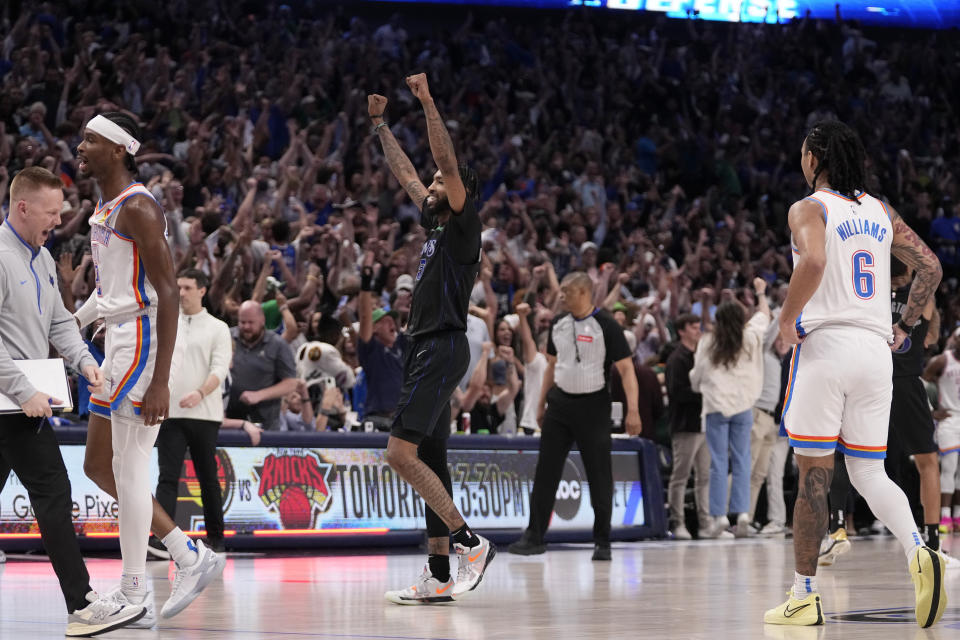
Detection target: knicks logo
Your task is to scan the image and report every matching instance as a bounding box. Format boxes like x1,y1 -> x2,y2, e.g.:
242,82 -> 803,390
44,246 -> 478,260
894,336 -> 912,354
254,451 -> 333,529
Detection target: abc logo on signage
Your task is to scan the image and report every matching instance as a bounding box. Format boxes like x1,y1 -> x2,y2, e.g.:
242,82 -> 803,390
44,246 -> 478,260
553,458 -> 583,520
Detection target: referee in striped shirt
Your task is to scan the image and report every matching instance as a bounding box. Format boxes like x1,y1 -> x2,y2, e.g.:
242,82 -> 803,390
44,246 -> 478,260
508,271 -> 642,561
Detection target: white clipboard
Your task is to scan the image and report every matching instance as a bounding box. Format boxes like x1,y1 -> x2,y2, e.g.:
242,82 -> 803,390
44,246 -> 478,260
0,358 -> 73,414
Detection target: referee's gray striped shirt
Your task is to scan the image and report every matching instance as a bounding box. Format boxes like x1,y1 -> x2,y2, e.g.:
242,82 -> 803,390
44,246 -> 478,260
547,309 -> 631,394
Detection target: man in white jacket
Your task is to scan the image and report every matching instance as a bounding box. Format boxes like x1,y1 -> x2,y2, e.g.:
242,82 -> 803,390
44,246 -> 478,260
154,269 -> 232,553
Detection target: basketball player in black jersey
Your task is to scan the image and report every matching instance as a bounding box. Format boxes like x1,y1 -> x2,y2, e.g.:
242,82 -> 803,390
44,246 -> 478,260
889,256 -> 949,557
368,74 -> 494,605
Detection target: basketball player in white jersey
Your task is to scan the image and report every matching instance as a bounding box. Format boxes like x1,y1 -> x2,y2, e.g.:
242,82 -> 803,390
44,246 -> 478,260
764,121 -> 946,628
75,113 -> 224,623
922,341 -> 960,535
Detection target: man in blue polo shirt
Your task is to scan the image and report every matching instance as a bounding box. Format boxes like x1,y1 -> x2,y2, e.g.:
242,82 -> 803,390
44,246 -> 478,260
358,253 -> 407,430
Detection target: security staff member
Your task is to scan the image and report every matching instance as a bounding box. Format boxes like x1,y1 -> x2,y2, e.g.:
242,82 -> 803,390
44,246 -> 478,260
0,167 -> 145,633
507,271 -> 642,561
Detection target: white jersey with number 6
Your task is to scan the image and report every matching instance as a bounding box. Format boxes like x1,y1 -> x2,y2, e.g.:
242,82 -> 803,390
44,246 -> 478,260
88,182 -> 161,320
791,188 -> 893,342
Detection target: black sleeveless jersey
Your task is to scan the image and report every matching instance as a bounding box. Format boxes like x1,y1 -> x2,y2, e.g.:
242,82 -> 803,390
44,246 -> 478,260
406,196 -> 481,338
891,283 -> 929,378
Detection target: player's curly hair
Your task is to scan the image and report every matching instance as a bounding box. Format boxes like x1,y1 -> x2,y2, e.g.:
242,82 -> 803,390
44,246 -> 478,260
709,301 -> 746,369
805,120 -> 867,203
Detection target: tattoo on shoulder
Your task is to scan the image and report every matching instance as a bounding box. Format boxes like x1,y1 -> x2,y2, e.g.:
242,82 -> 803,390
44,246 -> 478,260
892,215 -> 938,265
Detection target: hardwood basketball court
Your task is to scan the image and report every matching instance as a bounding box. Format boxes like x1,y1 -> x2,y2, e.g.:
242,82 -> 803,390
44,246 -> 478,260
0,534 -> 957,639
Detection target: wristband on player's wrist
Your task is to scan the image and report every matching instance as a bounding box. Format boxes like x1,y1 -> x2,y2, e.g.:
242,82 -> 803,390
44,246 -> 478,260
896,318 -> 912,334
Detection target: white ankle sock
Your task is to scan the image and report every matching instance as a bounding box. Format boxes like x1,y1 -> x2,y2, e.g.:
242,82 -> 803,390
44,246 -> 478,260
121,573 -> 147,602
944,507 -> 952,520
954,505 -> 960,519
792,572 -> 817,599
162,527 -> 199,567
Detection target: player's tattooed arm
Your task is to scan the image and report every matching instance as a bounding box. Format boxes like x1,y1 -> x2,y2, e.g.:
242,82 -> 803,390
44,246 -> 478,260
422,101 -> 457,177
407,74 -> 466,213
889,207 -> 942,326
368,93 -> 427,210
377,128 -> 427,211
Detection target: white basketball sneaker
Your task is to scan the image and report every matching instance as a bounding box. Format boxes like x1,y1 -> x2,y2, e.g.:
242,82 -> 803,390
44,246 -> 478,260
940,549 -> 960,569
452,536 -> 496,599
106,586 -> 155,628
384,566 -> 456,605
160,539 -> 225,618
818,528 -> 851,566
65,590 -> 145,637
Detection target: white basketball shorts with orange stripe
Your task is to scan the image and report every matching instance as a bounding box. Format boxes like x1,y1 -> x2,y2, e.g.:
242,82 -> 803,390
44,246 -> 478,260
937,416 -> 960,456
780,326 -> 892,459
89,311 -> 157,420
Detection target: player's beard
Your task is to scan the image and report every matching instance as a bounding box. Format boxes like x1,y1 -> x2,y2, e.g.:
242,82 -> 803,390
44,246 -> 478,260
423,194 -> 451,219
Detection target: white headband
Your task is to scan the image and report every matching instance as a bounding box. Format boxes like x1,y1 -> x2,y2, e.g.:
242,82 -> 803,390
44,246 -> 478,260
86,115 -> 141,155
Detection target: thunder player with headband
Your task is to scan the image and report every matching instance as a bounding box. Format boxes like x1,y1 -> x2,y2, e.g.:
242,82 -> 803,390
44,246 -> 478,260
75,113 -> 224,622
765,120 -> 946,628
369,74 -> 494,605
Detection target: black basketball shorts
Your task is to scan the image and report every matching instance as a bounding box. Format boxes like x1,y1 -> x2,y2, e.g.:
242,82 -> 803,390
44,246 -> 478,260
391,331 -> 469,445
889,376 -> 938,455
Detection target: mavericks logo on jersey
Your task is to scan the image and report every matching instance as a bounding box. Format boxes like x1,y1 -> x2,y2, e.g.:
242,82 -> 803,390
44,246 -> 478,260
416,238 -> 437,282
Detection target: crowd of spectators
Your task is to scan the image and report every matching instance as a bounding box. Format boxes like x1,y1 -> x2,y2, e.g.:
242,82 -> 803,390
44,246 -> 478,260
2,1 -> 960,445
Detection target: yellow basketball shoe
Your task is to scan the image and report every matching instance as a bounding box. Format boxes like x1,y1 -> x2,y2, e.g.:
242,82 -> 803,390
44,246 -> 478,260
764,592 -> 824,626
909,546 -> 947,628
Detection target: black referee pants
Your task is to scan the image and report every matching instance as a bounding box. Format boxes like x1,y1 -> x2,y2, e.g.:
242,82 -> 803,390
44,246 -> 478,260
524,387 -> 613,545
156,418 -> 224,542
0,415 -> 91,612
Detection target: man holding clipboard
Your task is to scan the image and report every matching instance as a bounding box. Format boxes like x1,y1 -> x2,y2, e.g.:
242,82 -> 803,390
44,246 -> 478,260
0,167 -> 146,636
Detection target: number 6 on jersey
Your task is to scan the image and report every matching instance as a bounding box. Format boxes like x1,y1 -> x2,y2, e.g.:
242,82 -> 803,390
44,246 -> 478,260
852,250 -> 875,299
